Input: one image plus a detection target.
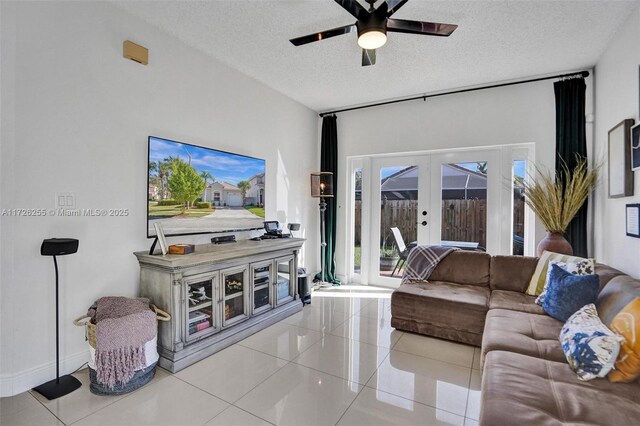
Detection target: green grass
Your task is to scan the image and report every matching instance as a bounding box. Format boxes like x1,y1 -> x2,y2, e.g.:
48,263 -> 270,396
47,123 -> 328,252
245,206 -> 265,218
148,202 -> 214,218
354,245 -> 361,267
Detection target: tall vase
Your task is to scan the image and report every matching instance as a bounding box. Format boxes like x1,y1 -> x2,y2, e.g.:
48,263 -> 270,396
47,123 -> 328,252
536,232 -> 573,256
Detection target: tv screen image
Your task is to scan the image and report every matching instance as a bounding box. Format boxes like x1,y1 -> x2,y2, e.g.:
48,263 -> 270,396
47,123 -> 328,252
147,136 -> 266,237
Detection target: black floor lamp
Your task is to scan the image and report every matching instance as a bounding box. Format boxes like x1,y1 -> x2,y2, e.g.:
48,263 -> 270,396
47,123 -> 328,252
33,238 -> 82,400
311,172 -> 333,288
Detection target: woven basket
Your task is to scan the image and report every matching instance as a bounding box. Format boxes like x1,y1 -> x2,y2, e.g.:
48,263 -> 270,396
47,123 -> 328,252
74,304 -> 170,348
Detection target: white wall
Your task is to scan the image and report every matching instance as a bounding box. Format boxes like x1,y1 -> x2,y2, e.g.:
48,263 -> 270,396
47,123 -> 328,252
0,1 -> 318,396
593,5 -> 640,278
335,76 -> 594,281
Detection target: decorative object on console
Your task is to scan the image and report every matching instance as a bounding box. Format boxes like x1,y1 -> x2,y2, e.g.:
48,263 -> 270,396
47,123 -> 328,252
527,250 -> 594,296
168,244 -> 195,255
627,204 -> 640,238
33,238 -> 82,400
560,303 -> 623,381
521,156 -> 599,255
535,258 -> 595,306
263,221 -> 286,239
152,222 -> 168,255
608,119 -> 635,198
608,297 -> 640,382
211,235 -> 237,244
311,172 -> 334,288
288,223 -> 301,238
541,264 -> 599,321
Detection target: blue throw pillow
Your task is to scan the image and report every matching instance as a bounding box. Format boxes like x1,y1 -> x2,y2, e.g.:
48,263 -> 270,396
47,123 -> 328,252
542,264 -> 599,321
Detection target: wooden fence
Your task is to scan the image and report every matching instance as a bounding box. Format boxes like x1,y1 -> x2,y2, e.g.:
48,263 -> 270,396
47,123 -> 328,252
353,198 -> 525,248
441,199 -> 486,248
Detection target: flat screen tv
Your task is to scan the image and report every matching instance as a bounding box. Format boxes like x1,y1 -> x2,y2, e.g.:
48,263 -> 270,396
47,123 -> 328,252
147,136 -> 266,237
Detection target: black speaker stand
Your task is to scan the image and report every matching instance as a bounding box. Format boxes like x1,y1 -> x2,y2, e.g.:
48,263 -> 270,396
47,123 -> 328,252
33,254 -> 81,400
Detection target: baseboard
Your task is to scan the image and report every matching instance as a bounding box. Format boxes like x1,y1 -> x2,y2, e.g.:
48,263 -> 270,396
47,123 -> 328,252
0,349 -> 90,397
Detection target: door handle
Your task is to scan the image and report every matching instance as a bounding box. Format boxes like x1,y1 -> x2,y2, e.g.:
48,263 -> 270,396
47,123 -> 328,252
420,221 -> 428,226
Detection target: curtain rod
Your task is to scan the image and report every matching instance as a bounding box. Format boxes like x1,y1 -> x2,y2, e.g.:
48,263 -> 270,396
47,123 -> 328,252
319,70 -> 589,117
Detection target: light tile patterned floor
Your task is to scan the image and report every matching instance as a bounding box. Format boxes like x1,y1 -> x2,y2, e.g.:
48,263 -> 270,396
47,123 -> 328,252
1,286 -> 482,425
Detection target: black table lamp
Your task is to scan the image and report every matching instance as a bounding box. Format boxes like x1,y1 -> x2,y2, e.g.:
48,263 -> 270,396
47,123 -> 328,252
310,172 -> 333,288
33,238 -> 82,400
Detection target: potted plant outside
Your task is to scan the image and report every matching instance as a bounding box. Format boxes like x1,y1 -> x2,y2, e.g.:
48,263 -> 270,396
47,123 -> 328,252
379,233 -> 400,271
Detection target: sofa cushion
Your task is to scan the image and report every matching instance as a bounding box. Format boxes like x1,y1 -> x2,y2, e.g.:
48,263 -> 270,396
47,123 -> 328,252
596,275 -> 640,326
391,282 -> 489,337
489,290 -> 545,315
490,255 -> 538,292
480,351 -> 640,426
560,304 -> 622,381
428,251 -> 491,287
482,309 -> 565,364
542,264 -> 600,322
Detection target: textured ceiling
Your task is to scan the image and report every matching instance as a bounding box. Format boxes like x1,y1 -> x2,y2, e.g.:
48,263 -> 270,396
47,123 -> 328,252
113,0 -> 638,112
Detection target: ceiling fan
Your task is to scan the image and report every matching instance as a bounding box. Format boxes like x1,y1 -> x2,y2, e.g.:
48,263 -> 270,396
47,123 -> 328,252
289,0 -> 458,66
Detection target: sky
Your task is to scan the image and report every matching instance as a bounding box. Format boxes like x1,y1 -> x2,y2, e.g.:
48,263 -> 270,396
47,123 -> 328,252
149,137 -> 265,185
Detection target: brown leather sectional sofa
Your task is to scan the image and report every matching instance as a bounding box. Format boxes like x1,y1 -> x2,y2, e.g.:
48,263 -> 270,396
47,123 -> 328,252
390,251 -> 640,425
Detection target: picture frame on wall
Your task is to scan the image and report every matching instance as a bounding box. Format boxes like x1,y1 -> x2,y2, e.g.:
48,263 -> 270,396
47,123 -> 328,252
632,123 -> 640,171
627,204 -> 640,239
608,119 -> 635,198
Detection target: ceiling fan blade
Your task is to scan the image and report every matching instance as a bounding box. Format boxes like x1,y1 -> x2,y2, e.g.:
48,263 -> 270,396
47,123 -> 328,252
362,49 -> 376,66
334,0 -> 369,20
386,0 -> 409,17
387,18 -> 458,37
289,24 -> 356,46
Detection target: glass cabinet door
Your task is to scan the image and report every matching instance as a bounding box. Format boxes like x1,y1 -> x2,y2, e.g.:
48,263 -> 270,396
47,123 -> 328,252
251,261 -> 272,315
221,266 -> 249,327
274,256 -> 295,306
184,273 -> 219,342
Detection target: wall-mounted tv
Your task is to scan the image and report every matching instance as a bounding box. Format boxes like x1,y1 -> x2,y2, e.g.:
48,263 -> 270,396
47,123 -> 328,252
147,136 -> 266,237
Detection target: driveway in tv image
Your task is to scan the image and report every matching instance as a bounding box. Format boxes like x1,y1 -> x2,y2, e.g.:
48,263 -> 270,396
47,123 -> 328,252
148,207 -> 263,235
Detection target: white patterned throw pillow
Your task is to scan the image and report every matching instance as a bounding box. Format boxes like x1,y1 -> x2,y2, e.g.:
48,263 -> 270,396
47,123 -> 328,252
559,304 -> 623,381
535,259 -> 596,306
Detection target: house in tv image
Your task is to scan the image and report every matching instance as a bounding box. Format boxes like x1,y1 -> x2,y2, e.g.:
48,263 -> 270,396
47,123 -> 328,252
202,181 -> 243,207
148,184 -> 159,201
245,173 -> 265,207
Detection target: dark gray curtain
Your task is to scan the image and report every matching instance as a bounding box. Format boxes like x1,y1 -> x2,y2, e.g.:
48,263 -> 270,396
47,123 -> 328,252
554,77 -> 588,257
315,115 -> 340,285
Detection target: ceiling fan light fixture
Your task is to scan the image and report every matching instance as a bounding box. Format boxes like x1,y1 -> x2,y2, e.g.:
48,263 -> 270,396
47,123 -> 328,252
357,28 -> 387,49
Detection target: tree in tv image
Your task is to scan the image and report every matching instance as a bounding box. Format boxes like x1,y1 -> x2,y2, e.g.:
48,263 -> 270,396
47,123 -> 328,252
148,136 -> 266,236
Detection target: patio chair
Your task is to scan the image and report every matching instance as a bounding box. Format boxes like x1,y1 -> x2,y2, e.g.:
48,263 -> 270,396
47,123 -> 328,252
390,227 -> 417,277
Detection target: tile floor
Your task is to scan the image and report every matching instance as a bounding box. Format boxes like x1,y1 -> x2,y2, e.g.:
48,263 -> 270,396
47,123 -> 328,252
1,286 -> 482,426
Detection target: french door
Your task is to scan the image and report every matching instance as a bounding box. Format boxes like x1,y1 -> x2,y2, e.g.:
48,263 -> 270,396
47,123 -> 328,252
368,155 -> 430,287
363,149 -> 502,287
